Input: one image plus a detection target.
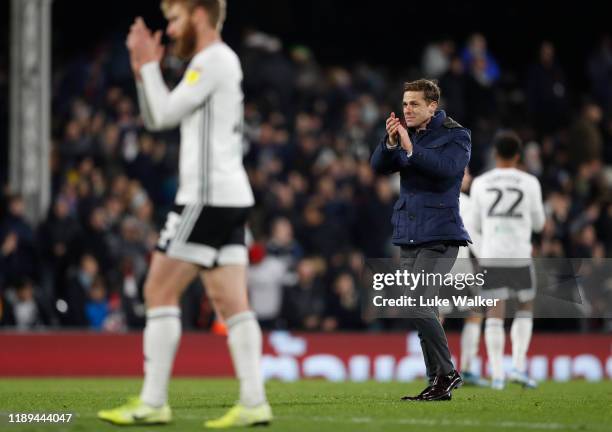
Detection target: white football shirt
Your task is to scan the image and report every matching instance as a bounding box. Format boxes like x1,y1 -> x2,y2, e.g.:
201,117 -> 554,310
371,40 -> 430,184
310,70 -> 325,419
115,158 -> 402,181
471,167 -> 545,266
458,191 -> 481,259
137,41 -> 254,207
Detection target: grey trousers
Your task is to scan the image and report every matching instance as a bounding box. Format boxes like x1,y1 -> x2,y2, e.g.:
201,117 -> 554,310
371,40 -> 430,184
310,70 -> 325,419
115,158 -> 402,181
400,243 -> 458,382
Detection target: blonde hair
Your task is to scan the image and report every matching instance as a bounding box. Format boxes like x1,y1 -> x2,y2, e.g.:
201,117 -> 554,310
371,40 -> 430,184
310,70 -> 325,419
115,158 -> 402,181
161,0 -> 226,30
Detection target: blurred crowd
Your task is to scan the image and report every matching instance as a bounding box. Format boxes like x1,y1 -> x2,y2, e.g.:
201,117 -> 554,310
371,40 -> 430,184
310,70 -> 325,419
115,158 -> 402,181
1,31 -> 611,332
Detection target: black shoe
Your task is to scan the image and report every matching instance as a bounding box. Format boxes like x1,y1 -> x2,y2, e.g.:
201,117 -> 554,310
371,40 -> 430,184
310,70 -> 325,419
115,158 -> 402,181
401,385 -> 433,401
439,369 -> 463,393
422,389 -> 453,401
437,391 -> 452,401
422,369 -> 463,401
401,389 -> 452,401
401,370 -> 462,402
401,380 -> 454,402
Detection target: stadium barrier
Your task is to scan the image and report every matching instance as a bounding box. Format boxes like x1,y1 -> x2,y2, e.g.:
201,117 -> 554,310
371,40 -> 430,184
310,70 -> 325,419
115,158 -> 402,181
1,331 -> 610,381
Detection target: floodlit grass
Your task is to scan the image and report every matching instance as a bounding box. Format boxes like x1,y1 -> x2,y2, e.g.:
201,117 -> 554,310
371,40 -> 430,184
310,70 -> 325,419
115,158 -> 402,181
1,378 -> 610,431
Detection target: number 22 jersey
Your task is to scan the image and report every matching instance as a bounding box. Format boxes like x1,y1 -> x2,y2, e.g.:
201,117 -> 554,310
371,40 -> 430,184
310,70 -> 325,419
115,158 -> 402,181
470,167 -> 545,264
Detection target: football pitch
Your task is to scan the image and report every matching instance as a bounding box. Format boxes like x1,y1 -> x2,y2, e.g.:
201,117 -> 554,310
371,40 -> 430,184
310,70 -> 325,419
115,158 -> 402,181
1,378 -> 610,432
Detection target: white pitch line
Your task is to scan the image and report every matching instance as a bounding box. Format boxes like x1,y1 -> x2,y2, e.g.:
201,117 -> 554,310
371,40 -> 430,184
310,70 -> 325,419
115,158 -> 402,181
272,415 -> 597,431
67,413 -> 604,431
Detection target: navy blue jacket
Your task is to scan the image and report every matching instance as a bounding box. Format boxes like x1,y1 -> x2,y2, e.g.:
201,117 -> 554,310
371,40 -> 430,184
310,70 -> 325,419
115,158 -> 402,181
370,110 -> 472,246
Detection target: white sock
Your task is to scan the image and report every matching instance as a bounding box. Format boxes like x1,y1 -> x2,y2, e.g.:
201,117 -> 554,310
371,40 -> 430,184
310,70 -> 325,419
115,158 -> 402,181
227,311 -> 266,407
485,318 -> 505,381
140,306 -> 181,407
511,311 -> 533,373
460,321 -> 481,374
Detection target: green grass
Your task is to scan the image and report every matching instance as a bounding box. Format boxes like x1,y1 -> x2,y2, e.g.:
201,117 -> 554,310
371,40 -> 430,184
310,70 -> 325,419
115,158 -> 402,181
1,379 -> 610,431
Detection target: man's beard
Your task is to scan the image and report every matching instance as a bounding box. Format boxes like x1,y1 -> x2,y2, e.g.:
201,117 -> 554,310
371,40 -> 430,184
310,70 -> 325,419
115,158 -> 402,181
173,23 -> 197,60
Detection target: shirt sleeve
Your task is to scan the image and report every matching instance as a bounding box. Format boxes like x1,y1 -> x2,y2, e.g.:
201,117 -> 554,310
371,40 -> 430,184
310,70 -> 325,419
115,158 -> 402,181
470,178 -> 483,235
139,55 -> 223,131
530,178 -> 546,233
136,81 -> 156,130
461,194 -> 481,258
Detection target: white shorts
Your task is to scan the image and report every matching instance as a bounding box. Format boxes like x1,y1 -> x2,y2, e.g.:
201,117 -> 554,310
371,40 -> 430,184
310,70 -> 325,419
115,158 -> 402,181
156,204 -> 250,268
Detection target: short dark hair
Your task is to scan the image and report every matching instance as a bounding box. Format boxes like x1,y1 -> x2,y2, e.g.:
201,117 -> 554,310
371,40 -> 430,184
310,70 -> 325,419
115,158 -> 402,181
494,130 -> 523,159
403,79 -> 441,103
161,0 -> 226,30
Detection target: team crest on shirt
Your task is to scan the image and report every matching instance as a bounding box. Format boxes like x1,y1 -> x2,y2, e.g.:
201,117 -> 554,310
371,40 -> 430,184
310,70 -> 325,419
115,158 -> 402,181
185,68 -> 202,85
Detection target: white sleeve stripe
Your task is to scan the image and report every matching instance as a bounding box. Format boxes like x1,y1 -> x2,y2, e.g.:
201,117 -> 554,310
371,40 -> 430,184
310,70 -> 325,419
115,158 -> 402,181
198,98 -> 213,204
198,104 -> 206,203
206,98 -> 214,204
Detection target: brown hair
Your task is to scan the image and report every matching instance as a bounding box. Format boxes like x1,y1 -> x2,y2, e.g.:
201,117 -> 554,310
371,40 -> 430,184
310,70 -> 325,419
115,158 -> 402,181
403,79 -> 441,103
161,0 -> 226,30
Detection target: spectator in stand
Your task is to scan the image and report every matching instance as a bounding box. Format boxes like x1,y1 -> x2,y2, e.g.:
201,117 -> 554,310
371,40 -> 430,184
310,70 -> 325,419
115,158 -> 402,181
126,134 -> 157,196
571,224 -> 599,258
355,177 -> 394,257
117,216 -> 150,285
85,276 -> 110,331
62,254 -> 100,326
526,41 -> 570,135
322,272 -> 363,331
588,35 -> 612,113
460,33 -> 500,85
281,257 -> 326,330
439,56 -> 468,124
422,38 -> 455,79
0,195 -> 39,289
247,243 -> 293,329
568,101 -> 604,169
466,55 -> 499,121
544,192 -> 572,254
266,217 -> 303,267
75,206 -> 113,274
0,278 -> 53,329
241,30 -> 295,118
38,198 -> 82,300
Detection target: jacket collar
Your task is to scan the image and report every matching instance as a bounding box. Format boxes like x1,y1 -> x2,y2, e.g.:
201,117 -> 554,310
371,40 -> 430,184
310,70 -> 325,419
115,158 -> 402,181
426,110 -> 446,130
410,110 -> 446,134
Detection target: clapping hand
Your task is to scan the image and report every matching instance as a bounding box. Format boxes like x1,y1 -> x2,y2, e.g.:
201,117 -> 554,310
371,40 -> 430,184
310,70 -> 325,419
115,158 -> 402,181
385,112 -> 401,147
396,120 -> 413,154
385,112 -> 413,153
126,17 -> 164,79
